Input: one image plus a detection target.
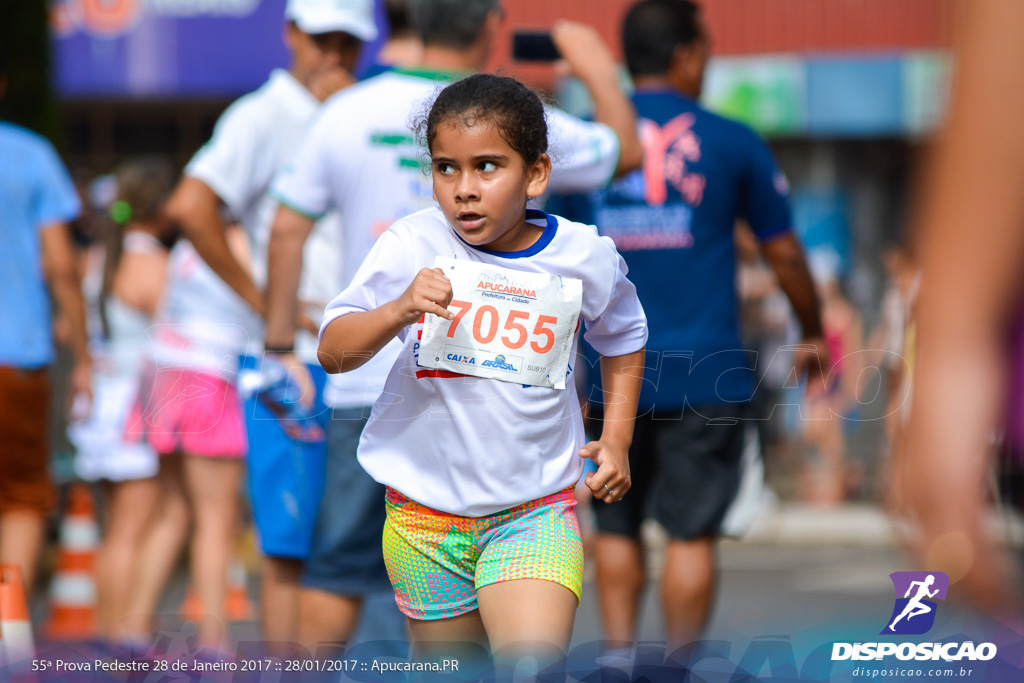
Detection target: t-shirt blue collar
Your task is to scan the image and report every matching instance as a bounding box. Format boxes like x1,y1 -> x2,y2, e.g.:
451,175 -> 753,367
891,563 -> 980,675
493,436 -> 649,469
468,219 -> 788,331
454,209 -> 557,258
632,86 -> 699,105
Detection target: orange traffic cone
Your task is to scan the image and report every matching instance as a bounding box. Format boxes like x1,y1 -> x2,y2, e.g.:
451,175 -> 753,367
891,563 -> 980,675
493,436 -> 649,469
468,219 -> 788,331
226,559 -> 254,621
178,588 -> 204,622
178,559 -> 255,622
0,564 -> 36,666
44,484 -> 99,640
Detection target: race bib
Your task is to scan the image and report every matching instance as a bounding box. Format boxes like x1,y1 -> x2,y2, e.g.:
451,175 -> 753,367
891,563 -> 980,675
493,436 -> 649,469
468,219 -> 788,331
418,257 -> 583,389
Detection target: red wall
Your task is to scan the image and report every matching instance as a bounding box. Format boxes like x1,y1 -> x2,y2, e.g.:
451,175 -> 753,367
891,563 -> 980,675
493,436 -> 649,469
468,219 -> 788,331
490,0 -> 953,86
700,0 -> 952,55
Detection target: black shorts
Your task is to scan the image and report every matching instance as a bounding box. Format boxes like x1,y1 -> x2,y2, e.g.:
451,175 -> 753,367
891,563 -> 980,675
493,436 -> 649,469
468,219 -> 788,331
590,405 -> 747,541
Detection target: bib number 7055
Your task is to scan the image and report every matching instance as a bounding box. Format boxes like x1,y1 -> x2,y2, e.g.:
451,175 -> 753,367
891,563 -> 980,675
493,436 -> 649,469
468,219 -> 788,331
418,257 -> 583,389
447,301 -> 557,354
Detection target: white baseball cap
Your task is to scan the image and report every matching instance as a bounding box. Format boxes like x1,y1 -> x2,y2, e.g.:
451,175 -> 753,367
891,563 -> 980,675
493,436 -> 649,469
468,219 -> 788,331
285,0 -> 378,41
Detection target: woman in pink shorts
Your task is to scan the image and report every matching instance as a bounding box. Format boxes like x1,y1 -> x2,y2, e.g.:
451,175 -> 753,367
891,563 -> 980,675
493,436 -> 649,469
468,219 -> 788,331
124,224 -> 259,648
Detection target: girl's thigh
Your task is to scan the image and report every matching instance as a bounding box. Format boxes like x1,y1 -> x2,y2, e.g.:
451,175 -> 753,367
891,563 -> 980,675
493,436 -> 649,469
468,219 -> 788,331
473,492 -> 583,653
182,455 -> 243,518
406,611 -> 490,671
477,579 -> 577,661
104,477 -> 160,539
407,610 -> 488,646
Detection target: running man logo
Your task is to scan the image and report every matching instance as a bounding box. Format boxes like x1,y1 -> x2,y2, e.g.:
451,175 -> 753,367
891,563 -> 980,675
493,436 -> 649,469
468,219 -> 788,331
881,571 -> 949,635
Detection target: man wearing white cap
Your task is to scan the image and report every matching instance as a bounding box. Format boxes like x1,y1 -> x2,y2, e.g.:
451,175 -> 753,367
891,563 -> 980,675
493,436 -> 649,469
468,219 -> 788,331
164,0 -> 377,648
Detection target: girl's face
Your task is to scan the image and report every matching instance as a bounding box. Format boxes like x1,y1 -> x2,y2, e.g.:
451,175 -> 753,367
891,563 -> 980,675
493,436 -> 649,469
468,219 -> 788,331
430,118 -> 551,252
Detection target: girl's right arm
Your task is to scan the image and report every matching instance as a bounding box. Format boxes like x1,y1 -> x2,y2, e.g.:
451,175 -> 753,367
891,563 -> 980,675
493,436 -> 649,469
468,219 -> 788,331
318,267 -> 455,374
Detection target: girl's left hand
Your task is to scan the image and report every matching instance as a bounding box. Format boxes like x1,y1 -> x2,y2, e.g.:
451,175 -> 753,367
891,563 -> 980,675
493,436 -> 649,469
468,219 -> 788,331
579,441 -> 631,503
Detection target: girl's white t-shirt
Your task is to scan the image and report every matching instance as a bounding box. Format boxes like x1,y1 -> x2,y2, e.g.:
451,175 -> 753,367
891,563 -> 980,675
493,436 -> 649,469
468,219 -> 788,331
320,207 -> 648,517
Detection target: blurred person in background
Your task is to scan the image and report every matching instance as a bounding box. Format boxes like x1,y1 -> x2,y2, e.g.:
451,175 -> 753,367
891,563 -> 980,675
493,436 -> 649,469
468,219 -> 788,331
799,250 -> 865,505
361,0 -> 422,79
735,223 -> 814,507
266,0 -> 643,648
735,224 -> 792,456
69,159 -> 175,641
904,0 -> 1024,615
871,241 -> 917,509
65,169 -> 106,261
121,221 -> 256,649
586,0 -> 824,653
160,0 -> 375,648
0,47 -> 90,597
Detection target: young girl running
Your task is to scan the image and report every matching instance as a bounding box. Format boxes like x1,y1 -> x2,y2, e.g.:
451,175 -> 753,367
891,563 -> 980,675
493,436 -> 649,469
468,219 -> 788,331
318,74 -> 647,669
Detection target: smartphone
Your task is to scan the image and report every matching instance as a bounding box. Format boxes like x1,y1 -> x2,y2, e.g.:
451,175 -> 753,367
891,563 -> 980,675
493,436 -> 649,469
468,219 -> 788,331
512,31 -> 561,62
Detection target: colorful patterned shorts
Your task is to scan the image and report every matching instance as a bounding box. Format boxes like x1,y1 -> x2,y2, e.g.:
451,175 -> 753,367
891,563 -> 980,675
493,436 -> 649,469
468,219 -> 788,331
382,486 -> 583,620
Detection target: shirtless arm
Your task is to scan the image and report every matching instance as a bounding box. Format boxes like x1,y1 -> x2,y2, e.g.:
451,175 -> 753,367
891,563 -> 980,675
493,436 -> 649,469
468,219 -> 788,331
41,222 -> 92,405
552,21 -> 643,177
165,176 -> 264,315
265,205 -> 316,349
762,232 -> 827,388
905,0 -> 1024,613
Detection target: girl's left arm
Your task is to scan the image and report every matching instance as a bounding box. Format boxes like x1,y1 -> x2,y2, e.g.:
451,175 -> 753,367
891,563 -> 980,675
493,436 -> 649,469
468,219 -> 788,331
580,347 -> 645,503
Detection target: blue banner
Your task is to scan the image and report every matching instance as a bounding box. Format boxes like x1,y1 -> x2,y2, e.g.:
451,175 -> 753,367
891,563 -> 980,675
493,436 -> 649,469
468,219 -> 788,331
51,0 -> 385,98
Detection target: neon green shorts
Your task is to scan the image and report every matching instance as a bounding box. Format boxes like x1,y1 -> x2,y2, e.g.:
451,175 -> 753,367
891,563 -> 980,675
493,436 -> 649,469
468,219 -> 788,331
382,486 -> 583,620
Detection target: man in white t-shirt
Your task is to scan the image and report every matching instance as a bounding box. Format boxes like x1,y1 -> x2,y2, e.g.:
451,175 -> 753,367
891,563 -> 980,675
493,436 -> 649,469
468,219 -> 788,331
163,0 -> 377,647
263,0 -> 644,647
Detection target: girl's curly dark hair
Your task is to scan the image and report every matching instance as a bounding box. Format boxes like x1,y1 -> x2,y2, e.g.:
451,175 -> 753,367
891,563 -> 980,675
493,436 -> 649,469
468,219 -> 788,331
417,73 -> 549,166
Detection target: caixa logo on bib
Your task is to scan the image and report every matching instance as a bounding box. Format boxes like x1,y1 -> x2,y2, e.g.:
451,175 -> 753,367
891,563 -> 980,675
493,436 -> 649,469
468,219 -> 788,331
883,571 -> 949,635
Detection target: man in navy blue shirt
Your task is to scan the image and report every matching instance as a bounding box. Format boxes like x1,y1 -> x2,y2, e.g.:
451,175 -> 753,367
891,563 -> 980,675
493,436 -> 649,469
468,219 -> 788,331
588,0 -> 825,652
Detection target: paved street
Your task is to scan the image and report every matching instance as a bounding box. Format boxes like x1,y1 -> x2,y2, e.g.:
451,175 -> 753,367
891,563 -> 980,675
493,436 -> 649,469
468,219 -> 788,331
28,504 -> 1011,682
24,506 -> 963,649
575,541 -> 911,647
